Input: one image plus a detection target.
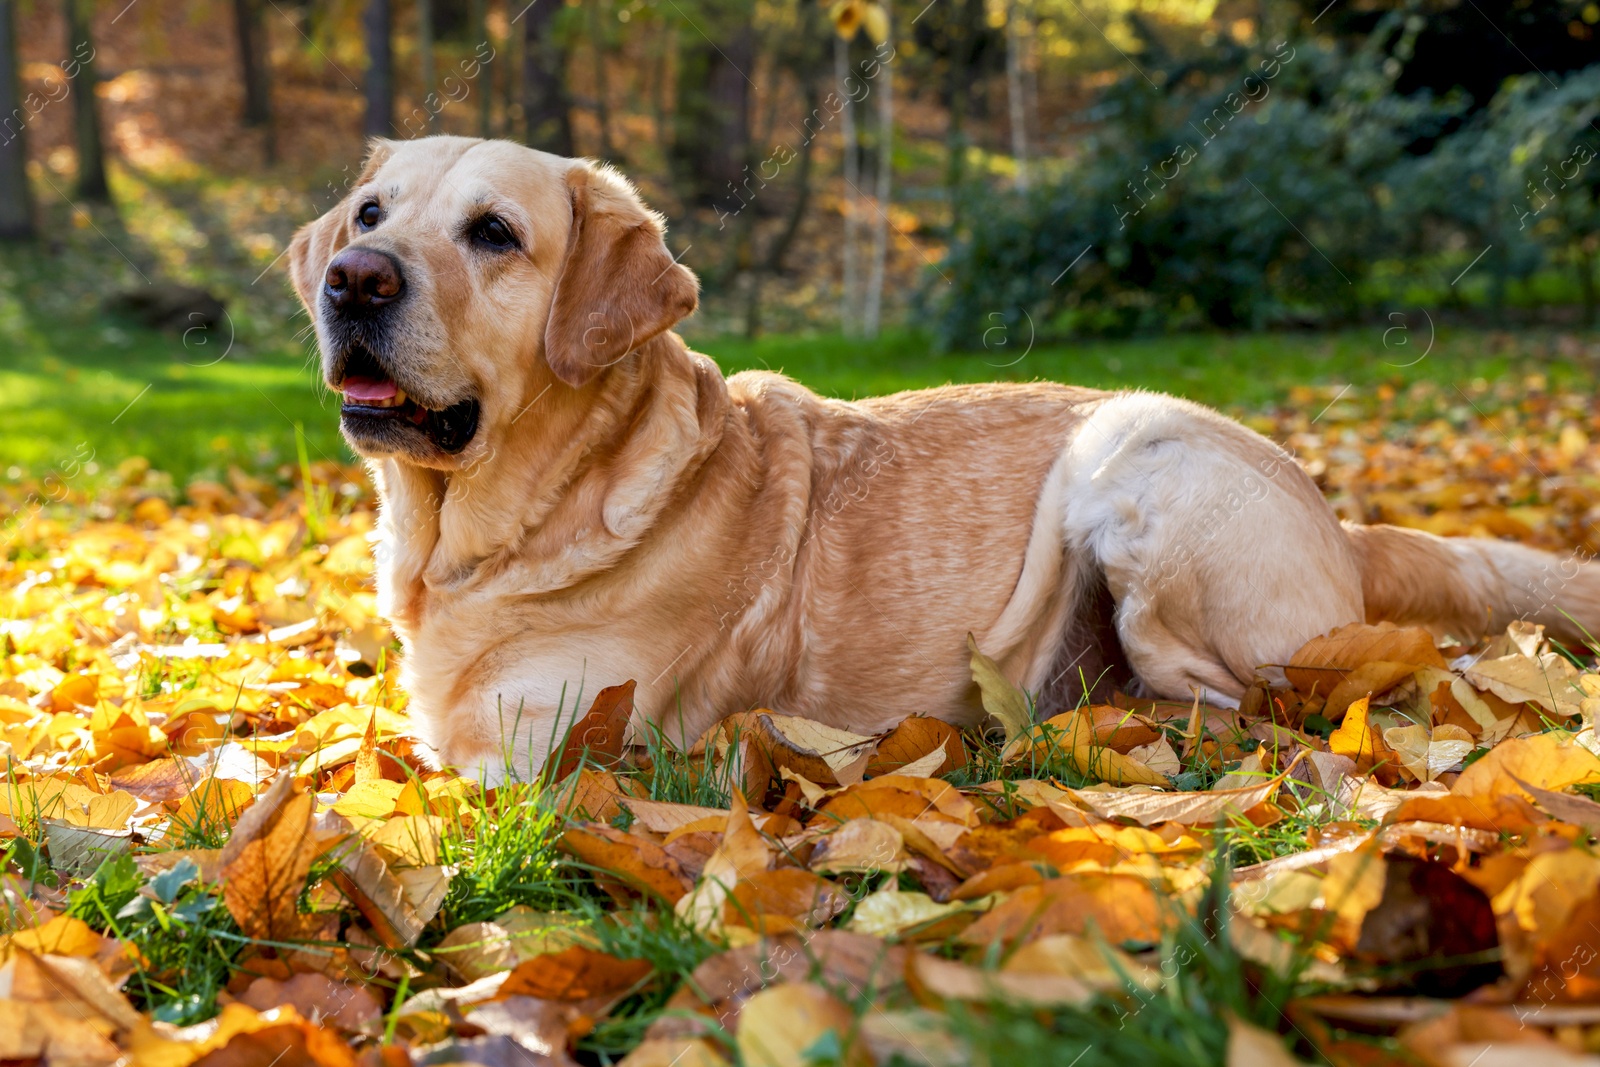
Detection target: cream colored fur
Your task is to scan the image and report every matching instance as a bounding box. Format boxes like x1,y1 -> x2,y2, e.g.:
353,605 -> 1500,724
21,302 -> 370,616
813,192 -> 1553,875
288,136 -> 1600,780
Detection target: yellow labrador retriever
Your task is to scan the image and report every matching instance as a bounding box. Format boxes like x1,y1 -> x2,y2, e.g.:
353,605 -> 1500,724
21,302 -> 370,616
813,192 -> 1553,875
288,136 -> 1600,780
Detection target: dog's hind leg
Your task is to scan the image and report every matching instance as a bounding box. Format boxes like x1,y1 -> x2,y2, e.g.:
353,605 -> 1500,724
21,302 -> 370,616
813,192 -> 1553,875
1060,393 -> 1365,706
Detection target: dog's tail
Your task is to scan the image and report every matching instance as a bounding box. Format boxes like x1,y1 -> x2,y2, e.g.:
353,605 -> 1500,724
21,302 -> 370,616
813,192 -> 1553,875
1344,522 -> 1600,645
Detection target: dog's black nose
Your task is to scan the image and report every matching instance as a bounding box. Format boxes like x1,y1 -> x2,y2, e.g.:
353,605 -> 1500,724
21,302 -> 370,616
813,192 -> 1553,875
324,248 -> 404,313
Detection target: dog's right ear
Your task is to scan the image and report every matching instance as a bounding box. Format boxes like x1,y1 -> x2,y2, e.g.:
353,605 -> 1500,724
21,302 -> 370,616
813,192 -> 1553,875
287,140 -> 394,312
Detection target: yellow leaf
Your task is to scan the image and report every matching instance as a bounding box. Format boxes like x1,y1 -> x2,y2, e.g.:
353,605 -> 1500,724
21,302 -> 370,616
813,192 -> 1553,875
1454,730 -> 1600,799
330,779 -> 406,819
1329,695 -> 1383,771
737,983 -> 869,1067
968,633 -> 1032,749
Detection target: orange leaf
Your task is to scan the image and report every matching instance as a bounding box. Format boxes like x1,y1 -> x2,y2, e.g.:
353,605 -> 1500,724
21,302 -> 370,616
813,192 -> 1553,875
1285,622 -> 1446,695
867,717 -> 966,777
559,822 -> 694,903
218,774 -> 331,944
497,945 -> 652,1000
959,874 -> 1166,946
544,680 -> 636,782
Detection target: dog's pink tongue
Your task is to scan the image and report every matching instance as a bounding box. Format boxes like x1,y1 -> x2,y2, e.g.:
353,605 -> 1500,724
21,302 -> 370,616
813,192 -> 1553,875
344,376 -> 397,402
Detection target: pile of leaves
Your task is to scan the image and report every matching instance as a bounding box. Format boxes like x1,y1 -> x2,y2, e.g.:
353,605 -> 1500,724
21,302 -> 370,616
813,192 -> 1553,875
8,386 -> 1600,1066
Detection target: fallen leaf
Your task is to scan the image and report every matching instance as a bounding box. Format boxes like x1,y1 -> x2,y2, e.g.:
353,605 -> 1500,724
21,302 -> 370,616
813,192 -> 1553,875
735,982 -> 869,1067
968,633 -> 1032,750
1382,723 -> 1474,782
1465,653 -> 1583,718
558,823 -> 694,904
497,945 -> 653,1000
544,680 -> 636,782
1453,731 -> 1600,799
1330,696 -> 1387,773
218,773 -> 331,944
1285,623 -> 1446,695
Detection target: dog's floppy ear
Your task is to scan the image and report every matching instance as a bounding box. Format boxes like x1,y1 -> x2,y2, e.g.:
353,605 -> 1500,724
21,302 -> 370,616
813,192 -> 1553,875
287,140 -> 394,312
543,165 -> 699,389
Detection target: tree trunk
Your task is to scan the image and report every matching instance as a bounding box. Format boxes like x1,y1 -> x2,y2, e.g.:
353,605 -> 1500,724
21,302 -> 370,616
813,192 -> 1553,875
232,0 -> 275,163
863,22 -> 892,337
471,0 -> 491,136
63,0 -> 109,201
669,22 -> 752,208
418,0 -> 437,133
0,0 -> 33,239
837,35 -> 859,337
1004,0 -> 1028,191
522,0 -> 573,154
943,0 -> 981,230
586,0 -> 616,159
364,0 -> 395,136
762,77 -> 816,276
1577,240 -> 1596,329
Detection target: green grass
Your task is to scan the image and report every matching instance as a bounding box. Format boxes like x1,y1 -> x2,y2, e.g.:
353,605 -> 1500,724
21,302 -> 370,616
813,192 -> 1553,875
4,235 -> 1593,489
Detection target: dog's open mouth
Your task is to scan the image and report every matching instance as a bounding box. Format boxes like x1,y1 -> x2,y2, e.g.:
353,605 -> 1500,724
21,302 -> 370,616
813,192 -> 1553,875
336,347 -> 480,454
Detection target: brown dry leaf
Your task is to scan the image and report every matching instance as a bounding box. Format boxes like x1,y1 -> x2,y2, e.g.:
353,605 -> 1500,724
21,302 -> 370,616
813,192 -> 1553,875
560,823 -> 694,903
959,874 -> 1165,946
1382,724 -> 1475,782
725,868 -> 848,933
0,999 -> 122,1065
1453,731 -> 1600,799
1225,1014 -> 1310,1066
906,951 -> 1095,1007
968,633 -> 1033,750
218,773 -> 330,944
1323,661 -> 1421,722
497,944 -> 653,1000
735,982 -> 870,1067
1508,773 -> 1600,829
1004,933 -> 1158,991
1464,653 -> 1583,718
332,836 -> 449,948
868,716 -> 966,777
810,818 -> 908,874
742,711 -> 879,786
1060,773 -> 1285,827
109,757 -> 196,803
238,973 -> 382,1032
1284,622 -> 1446,695
677,788 -> 770,929
545,680 -> 637,782
1022,712 -> 1170,786
553,767 -> 626,822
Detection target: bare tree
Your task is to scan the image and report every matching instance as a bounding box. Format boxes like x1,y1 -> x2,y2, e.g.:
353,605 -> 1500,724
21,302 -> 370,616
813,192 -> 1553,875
863,14 -> 892,337
63,0 -> 108,201
364,0 -> 395,136
232,0 -> 274,162
837,35 -> 860,336
418,0 -> 437,133
1004,0 -> 1028,191
0,0 -> 33,239
522,0 -> 573,154
470,0 -> 491,136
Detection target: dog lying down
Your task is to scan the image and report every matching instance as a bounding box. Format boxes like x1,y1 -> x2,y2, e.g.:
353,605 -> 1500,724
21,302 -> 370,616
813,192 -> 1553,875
288,136 -> 1600,781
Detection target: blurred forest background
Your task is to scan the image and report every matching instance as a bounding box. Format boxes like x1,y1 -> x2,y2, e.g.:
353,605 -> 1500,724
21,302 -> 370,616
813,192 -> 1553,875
0,0 -> 1597,482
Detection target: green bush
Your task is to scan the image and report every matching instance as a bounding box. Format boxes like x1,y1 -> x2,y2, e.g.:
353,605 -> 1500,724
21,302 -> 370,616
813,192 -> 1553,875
929,17 -> 1597,347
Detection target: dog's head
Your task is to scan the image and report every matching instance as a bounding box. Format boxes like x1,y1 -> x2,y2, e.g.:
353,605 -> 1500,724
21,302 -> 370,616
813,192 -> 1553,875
288,137 -> 699,468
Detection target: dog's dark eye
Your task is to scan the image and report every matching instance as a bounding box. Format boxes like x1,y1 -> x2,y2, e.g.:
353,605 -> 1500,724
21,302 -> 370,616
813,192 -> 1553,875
472,215 -> 517,251
356,201 -> 382,231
